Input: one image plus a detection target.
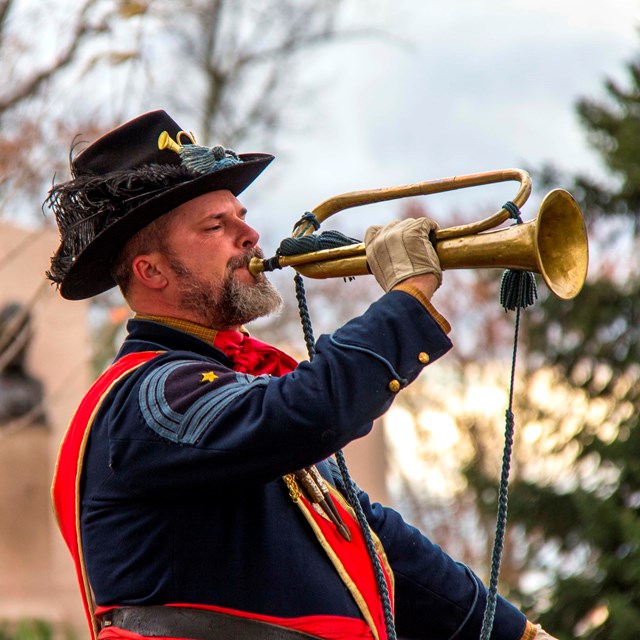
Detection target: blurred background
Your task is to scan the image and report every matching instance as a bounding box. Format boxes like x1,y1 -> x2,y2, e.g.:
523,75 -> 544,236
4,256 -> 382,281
0,1 -> 639,638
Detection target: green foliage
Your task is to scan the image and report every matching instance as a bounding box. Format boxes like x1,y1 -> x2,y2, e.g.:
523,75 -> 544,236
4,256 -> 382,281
577,60 -> 640,213
0,620 -> 59,640
499,42 -> 640,640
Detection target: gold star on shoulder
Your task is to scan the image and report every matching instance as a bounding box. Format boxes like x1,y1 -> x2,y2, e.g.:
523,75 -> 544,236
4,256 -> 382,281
200,371 -> 218,383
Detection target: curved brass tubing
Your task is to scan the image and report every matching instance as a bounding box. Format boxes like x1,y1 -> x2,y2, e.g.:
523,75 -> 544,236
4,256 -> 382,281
250,169 -> 589,300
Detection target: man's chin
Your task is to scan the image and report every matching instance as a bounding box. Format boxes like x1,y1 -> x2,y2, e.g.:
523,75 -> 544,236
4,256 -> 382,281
221,275 -> 283,325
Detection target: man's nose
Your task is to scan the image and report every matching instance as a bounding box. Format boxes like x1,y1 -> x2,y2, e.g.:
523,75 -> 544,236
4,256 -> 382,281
237,218 -> 259,249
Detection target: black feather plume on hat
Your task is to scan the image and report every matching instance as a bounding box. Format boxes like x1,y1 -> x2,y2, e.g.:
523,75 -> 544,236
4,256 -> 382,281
45,163 -> 197,285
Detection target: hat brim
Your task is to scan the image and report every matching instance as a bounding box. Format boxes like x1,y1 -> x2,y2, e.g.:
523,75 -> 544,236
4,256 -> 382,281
59,153 -> 274,300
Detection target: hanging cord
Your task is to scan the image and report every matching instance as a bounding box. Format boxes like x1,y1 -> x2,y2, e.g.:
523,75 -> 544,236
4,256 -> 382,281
479,310 -> 519,640
290,203 -> 536,640
334,450 -> 397,640
480,201 -> 537,640
293,274 -> 317,359
293,266 -> 398,640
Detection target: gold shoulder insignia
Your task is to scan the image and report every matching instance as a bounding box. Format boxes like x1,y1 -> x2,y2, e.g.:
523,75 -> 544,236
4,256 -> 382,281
200,371 -> 218,383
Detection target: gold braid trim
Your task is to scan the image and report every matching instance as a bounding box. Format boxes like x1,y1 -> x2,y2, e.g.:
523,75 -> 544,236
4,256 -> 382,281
392,283 -> 451,335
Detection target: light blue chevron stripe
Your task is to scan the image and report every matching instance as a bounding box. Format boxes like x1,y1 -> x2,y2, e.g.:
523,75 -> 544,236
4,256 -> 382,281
139,360 -> 192,442
139,362 -> 269,445
181,373 -> 270,444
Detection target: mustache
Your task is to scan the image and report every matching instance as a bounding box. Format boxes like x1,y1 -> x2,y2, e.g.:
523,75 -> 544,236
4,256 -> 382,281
227,247 -> 265,271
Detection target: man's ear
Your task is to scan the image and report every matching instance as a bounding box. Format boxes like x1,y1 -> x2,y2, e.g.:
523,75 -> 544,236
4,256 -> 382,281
130,254 -> 169,290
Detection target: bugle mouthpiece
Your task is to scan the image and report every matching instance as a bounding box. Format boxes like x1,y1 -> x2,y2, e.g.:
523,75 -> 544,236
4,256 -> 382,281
248,256 -> 266,276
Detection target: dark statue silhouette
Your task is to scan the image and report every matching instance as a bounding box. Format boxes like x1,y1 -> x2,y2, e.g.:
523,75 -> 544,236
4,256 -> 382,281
0,302 -> 45,425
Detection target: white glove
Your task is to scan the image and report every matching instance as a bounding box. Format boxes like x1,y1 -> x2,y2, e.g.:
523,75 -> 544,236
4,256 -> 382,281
365,218 -> 441,293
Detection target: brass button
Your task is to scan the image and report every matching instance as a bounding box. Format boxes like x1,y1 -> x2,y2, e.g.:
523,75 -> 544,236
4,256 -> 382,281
388,379 -> 401,393
418,352 -> 430,364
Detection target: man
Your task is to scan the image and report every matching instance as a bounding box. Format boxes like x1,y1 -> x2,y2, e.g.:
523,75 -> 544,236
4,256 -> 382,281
48,111 -> 553,640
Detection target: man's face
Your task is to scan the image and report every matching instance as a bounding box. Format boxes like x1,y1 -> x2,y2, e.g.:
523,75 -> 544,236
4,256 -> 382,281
161,190 -> 282,329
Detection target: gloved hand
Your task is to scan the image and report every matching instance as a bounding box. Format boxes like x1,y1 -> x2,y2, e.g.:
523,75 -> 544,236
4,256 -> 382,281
364,218 -> 442,293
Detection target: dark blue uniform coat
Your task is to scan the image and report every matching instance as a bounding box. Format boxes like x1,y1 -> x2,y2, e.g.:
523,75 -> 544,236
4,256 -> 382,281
80,290 -> 527,640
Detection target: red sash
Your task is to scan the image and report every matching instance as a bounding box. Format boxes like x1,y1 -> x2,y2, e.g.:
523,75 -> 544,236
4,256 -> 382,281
51,351 -> 162,640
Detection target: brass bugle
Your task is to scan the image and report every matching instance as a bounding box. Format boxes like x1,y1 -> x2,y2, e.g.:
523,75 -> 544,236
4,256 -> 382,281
250,169 -> 589,300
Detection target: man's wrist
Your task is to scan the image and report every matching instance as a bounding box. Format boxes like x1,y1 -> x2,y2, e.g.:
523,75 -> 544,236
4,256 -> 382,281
393,273 -> 440,299
392,282 -> 451,335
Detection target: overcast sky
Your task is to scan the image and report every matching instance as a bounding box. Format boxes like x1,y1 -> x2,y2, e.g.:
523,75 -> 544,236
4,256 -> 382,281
248,0 -> 640,250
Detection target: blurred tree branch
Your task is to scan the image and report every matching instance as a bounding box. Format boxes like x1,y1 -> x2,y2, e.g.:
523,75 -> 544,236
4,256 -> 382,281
154,0 -> 379,146
0,0 -> 107,113
0,0 -> 379,223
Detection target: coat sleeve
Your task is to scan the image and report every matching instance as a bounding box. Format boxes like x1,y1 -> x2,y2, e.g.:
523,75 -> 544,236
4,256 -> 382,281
105,290 -> 453,492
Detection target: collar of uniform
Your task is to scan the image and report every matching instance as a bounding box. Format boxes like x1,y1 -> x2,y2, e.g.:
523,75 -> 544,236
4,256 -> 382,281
134,314 -> 219,344
133,314 -> 251,345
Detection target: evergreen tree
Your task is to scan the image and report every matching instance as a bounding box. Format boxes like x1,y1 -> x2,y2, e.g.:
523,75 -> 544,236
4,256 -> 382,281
502,50 -> 640,639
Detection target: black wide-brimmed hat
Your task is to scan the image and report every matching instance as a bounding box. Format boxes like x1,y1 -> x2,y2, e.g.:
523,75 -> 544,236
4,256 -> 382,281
45,110 -> 274,300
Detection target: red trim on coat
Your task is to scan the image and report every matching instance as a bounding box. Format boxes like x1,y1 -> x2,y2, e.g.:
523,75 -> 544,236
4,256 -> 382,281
297,493 -> 393,640
51,351 -> 162,640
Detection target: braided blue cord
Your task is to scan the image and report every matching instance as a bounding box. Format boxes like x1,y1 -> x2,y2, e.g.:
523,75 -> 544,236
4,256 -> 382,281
179,144 -> 241,174
279,230 -> 361,257
334,450 -> 398,640
293,274 -> 316,359
479,307 -> 521,640
293,272 -> 397,640
500,198 -> 537,311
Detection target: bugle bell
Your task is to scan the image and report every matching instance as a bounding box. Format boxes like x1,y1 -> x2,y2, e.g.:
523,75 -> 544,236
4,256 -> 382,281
249,169 -> 589,300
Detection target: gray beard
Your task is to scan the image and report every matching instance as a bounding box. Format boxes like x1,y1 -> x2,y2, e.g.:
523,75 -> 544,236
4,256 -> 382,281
170,252 -> 283,329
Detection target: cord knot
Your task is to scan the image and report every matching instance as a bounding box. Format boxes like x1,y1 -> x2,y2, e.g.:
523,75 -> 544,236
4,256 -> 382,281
503,200 -> 523,224
293,212 -> 321,235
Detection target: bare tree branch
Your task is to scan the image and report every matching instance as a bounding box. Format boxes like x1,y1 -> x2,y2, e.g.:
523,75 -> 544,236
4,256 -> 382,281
0,0 -> 13,49
0,0 -> 106,113
0,0 -> 383,222
201,0 -> 229,141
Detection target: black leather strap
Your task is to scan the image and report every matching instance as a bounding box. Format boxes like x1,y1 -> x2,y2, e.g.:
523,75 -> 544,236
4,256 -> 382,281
101,606 -> 321,639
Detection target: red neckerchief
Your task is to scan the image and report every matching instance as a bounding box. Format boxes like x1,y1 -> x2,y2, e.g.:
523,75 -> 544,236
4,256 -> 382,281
213,329 -> 299,376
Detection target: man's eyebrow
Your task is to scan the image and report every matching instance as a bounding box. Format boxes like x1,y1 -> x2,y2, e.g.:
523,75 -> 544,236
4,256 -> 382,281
200,212 -> 223,222
202,208 -> 248,220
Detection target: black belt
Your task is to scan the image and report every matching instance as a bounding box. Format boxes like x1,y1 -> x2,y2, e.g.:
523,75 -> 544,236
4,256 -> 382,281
101,606 -> 322,640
